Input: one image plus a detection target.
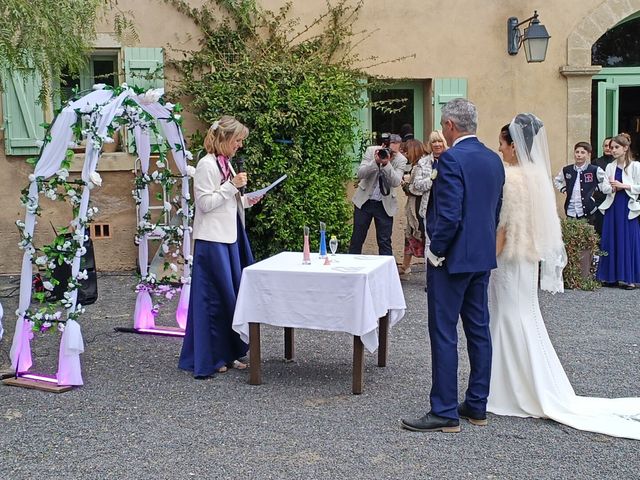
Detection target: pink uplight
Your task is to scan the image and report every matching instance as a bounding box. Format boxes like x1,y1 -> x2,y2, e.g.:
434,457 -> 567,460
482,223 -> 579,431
18,373 -> 58,383
136,327 -> 185,337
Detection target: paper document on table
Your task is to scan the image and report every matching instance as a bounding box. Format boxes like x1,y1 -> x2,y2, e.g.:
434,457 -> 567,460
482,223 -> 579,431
245,174 -> 287,200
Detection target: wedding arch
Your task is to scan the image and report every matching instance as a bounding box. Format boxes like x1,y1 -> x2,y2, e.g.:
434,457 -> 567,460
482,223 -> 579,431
8,84 -> 194,388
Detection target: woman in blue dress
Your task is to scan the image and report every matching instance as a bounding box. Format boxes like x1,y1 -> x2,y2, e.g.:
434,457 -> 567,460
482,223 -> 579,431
597,133 -> 640,289
179,116 -> 262,378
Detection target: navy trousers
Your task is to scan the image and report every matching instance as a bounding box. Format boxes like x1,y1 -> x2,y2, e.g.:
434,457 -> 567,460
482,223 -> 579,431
426,265 -> 492,420
348,200 -> 393,255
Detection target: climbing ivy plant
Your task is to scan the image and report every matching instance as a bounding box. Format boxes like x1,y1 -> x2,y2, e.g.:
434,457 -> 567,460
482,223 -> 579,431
164,0 -> 398,258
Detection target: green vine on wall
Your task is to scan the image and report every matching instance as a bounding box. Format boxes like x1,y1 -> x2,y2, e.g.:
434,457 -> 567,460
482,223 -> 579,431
164,0 -> 397,258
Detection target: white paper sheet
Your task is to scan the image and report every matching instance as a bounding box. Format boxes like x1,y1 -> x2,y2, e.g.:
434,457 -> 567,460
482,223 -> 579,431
245,174 -> 287,200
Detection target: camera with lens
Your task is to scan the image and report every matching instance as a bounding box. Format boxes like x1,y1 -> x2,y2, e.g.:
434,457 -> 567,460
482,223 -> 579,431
377,132 -> 391,161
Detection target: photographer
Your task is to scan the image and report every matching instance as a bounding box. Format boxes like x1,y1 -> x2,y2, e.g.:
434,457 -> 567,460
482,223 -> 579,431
348,133 -> 408,255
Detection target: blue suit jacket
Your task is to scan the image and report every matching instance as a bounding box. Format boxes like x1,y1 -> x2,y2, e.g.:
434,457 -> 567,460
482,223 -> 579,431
426,137 -> 504,274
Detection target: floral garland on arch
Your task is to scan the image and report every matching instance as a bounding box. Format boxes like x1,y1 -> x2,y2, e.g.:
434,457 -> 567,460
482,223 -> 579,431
9,84 -> 194,386
119,88 -> 196,328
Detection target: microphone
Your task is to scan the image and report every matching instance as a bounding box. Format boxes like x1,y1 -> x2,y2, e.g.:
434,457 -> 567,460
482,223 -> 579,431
235,156 -> 246,195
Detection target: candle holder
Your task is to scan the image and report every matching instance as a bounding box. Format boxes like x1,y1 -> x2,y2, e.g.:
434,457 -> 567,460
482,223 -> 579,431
303,226 -> 311,265
319,222 -> 327,259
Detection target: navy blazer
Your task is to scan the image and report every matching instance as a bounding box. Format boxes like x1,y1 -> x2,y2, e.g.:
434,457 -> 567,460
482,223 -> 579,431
426,137 -> 504,274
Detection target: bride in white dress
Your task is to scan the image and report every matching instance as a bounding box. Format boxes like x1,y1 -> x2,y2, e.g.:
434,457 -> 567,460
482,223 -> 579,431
487,114 -> 640,440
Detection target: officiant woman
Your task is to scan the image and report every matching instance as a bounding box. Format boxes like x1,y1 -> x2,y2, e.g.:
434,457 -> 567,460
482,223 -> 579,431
178,115 -> 261,379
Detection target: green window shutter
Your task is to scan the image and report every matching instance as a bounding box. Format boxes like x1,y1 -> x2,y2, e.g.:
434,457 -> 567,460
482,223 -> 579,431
123,48 -> 165,152
2,71 -> 45,155
124,47 -> 164,90
433,78 -> 467,128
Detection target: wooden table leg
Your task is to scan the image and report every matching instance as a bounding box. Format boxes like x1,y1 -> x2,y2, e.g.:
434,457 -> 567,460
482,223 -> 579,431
284,327 -> 294,361
353,335 -> 364,395
249,322 -> 262,385
378,314 -> 389,367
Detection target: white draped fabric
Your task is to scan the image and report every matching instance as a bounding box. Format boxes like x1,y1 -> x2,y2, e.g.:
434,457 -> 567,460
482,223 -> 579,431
9,87 -> 191,385
0,301 -> 4,340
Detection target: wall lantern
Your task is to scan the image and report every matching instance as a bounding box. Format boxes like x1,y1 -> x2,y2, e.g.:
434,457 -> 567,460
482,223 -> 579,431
507,11 -> 551,63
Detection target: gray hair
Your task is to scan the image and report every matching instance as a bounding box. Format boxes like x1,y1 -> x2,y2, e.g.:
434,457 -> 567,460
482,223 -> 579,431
441,98 -> 477,134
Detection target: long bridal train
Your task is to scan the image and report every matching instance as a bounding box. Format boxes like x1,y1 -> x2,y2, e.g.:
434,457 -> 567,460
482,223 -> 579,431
488,256 -> 640,440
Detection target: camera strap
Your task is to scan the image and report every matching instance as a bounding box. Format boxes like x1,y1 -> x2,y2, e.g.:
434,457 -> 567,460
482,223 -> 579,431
378,165 -> 391,196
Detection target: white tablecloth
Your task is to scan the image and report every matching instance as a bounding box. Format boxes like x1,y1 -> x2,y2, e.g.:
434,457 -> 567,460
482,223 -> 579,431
232,252 -> 406,352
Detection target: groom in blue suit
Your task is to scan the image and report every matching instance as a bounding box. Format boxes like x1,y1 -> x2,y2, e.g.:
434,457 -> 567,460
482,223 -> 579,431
401,98 -> 504,432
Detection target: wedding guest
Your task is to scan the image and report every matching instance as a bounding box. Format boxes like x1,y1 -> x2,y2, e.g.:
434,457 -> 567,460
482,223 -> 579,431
596,133 -> 640,289
487,116 -> 640,440
178,116 -> 262,378
594,137 -> 613,170
400,123 -> 414,142
593,137 -> 614,235
417,130 -> 448,235
553,142 -> 608,230
348,133 -> 407,256
399,139 -> 429,274
398,132 -> 449,274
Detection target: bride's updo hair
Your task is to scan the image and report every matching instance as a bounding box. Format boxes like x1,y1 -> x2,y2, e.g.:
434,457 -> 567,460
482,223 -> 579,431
500,124 -> 513,145
512,113 -> 543,155
610,132 -> 633,171
204,115 -> 249,157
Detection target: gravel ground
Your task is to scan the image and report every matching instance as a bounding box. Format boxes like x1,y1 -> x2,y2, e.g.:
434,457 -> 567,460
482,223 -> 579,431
0,267 -> 638,480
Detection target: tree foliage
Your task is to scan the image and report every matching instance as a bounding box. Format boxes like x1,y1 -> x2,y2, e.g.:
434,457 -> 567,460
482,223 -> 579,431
0,0 -> 136,102
165,0 -> 379,258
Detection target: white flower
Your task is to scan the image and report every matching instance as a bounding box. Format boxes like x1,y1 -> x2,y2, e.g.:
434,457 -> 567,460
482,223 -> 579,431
89,171 -> 103,187
77,269 -> 89,281
174,114 -> 182,121
184,150 -> 193,161
162,244 -> 170,254
212,120 -> 220,130
35,256 -> 47,266
163,202 -> 172,212
139,88 -> 164,105
164,102 -> 175,110
169,263 -> 178,272
57,323 -> 65,332
93,83 -> 106,90
156,160 -> 165,168
43,281 -> 54,291
56,168 -> 69,180
186,165 -> 196,178
28,174 -> 36,182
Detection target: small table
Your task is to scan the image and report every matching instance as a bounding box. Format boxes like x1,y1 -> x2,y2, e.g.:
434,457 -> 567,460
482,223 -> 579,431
232,252 -> 406,394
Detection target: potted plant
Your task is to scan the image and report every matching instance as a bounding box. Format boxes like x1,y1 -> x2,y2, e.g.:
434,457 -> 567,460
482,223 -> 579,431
560,218 -> 604,290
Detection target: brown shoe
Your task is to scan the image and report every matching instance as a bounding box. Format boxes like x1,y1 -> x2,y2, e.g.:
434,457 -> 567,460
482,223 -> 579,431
457,402 -> 488,426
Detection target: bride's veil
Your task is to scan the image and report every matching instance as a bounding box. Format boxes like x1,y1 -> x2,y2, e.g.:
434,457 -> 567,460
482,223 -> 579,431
509,113 -> 567,293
